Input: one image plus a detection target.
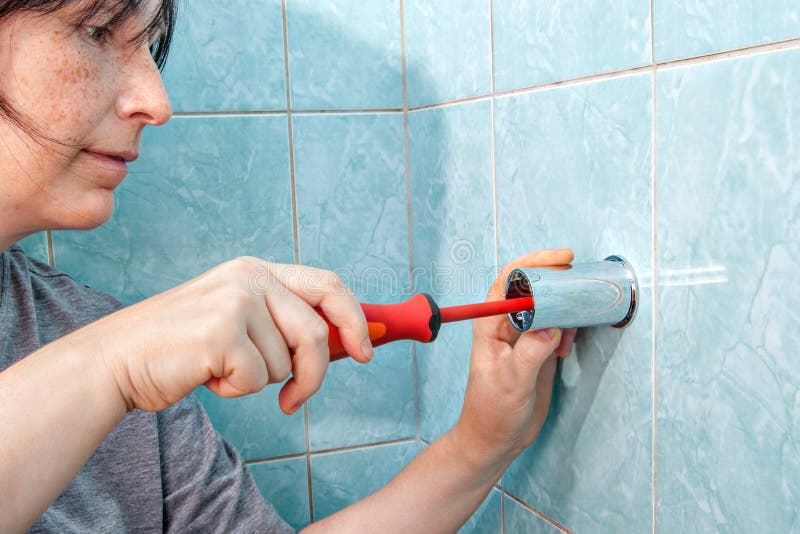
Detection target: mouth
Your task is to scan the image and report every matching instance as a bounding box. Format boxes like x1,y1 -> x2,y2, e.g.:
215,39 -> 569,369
84,149 -> 138,163
80,149 -> 137,184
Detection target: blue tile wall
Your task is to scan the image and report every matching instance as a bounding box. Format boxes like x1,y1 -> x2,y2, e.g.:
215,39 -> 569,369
503,496 -> 564,533
292,113 -> 416,450
55,115 -> 294,304
195,385 -> 305,460
310,441 -> 419,520
408,100 -> 495,442
46,0 -> 800,530
163,0 -> 287,112
461,489 -> 502,534
286,0 -> 403,110
248,457 -> 310,530
495,74 -> 653,531
492,0 -> 651,92
656,49 -> 800,531
654,0 -> 800,62
404,0 -> 492,107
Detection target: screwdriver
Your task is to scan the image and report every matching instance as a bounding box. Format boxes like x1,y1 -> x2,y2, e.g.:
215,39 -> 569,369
322,294 -> 535,361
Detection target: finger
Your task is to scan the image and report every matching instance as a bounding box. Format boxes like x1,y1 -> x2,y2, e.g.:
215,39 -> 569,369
555,328 -> 577,357
261,262 -> 372,363
259,287 -> 330,414
474,249 -> 574,345
204,340 -> 269,398
510,327 -> 562,383
528,353 -> 559,437
246,304 -> 292,384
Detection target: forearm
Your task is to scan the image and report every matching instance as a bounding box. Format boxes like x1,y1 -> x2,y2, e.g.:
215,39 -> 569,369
0,342 -> 126,532
303,425 -> 511,533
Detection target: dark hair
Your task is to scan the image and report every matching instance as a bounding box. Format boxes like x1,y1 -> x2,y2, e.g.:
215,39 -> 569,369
0,0 -> 177,136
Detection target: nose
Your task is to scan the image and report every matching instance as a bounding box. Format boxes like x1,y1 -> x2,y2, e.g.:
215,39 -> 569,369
116,47 -> 173,126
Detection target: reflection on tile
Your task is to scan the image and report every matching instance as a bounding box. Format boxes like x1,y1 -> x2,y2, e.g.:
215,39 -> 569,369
460,489 -> 502,534
503,496 -> 564,534
654,0 -> 800,62
310,441 -> 419,520
16,232 -> 49,265
404,0 -> 491,107
195,383 -> 305,460
287,0 -> 403,109
408,100 -> 495,442
163,0 -> 286,112
495,74 -> 653,531
293,113 -> 414,449
656,49 -> 800,531
248,457 -> 310,530
55,116 -> 294,305
492,0 -> 651,92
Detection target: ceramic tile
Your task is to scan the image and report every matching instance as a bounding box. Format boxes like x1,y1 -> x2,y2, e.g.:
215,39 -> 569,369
654,0 -> 800,62
460,489 -> 502,534
503,495 -> 564,533
404,0 -> 492,107
286,0 -> 403,109
292,113 -> 415,449
195,384 -> 305,460
656,49 -> 800,531
407,100 -> 495,442
55,115 -> 294,305
163,0 -> 286,112
248,457 -> 310,530
492,0 -> 651,92
495,73 -> 653,531
310,441 -> 419,520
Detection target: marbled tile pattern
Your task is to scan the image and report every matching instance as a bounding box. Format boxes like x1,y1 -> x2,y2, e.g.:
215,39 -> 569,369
408,100 -> 495,442
495,74 -> 653,531
248,457 -> 310,530
195,384 -> 305,460
460,489 -> 502,533
492,0 -> 651,92
16,233 -> 49,265
163,0 -> 286,112
286,0 -> 403,109
654,0 -> 800,62
55,116 -> 295,305
292,113 -> 415,450
404,0 -> 492,107
656,49 -> 800,531
503,496 -> 565,533
310,441 -> 419,520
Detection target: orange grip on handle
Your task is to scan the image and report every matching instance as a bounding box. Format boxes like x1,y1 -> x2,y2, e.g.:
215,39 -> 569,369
321,294 -> 441,362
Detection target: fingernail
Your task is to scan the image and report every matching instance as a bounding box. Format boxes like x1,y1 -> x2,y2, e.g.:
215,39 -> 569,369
361,338 -> 374,360
533,327 -> 559,342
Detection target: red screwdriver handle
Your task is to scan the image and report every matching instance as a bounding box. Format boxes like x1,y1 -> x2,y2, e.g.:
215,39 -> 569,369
321,293 -> 441,361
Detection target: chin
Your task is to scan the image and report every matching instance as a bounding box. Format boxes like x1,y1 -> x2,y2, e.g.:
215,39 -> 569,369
55,188 -> 117,230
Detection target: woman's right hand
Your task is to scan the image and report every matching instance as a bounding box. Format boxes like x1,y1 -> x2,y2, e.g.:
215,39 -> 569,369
60,257 -> 374,414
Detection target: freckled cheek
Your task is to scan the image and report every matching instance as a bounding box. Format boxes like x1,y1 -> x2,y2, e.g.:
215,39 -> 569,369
30,50 -> 110,143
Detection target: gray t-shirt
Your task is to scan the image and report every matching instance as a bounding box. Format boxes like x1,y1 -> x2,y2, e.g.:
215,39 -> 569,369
0,244 -> 295,533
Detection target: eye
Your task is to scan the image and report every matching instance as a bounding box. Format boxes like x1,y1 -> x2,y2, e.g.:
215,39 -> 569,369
82,24 -> 113,44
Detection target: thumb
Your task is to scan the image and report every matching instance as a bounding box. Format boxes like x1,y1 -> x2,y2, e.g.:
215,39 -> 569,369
511,327 -> 562,378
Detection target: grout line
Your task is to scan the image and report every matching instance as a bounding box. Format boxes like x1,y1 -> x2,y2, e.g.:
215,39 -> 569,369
488,0 -> 500,278
308,437 -> 418,457
245,451 -> 307,466
649,0 -> 655,65
410,92 -> 494,112
173,110 -> 287,117
280,0 -> 310,522
651,67 -> 659,534
173,108 -> 404,117
293,108 -> 404,115
655,35 -> 800,70
45,230 -> 55,267
503,491 -> 571,533
398,0 -> 420,444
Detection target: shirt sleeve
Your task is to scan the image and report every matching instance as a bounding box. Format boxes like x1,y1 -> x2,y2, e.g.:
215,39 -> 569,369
156,395 -> 295,534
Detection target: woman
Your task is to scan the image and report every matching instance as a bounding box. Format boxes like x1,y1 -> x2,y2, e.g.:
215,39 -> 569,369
0,0 -> 576,531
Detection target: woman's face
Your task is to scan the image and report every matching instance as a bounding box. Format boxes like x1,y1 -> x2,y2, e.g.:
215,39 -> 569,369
0,0 -> 172,237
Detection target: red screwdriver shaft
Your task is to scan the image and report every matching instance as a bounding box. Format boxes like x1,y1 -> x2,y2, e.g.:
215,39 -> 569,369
439,296 -> 534,323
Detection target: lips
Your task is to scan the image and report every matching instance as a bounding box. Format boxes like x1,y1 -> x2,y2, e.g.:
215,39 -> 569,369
85,149 -> 138,163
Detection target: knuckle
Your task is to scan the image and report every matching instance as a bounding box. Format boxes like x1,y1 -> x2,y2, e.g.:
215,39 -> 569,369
305,316 -> 330,345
